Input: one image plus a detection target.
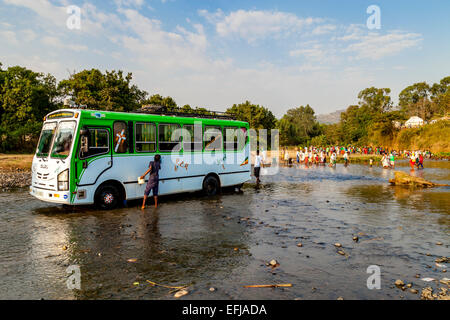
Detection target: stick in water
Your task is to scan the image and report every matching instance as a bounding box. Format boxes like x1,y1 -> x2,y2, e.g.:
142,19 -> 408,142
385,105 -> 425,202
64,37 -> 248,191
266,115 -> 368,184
243,284 -> 292,288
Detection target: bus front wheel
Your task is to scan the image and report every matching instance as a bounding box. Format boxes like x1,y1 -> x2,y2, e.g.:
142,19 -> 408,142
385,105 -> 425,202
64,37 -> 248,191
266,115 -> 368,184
95,185 -> 120,210
203,175 -> 220,196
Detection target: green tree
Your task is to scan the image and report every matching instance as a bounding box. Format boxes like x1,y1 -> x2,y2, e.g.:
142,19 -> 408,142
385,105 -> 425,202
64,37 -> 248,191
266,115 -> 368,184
0,63 -> 59,152
339,105 -> 373,144
226,101 -> 276,130
58,69 -> 147,112
399,82 -> 432,120
277,105 -> 318,145
358,87 -> 392,113
430,76 -> 450,116
142,94 -> 178,111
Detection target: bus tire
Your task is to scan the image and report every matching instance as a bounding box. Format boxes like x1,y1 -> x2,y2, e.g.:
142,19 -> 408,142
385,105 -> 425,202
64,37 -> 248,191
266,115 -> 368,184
95,184 -> 120,210
203,175 -> 220,196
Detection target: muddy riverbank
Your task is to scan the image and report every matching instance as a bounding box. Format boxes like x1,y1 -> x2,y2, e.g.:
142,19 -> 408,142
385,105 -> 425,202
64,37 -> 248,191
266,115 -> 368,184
0,169 -> 31,191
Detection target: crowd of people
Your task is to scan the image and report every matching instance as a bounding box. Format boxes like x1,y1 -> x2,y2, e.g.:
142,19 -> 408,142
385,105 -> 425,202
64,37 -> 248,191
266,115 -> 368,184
275,145 -> 431,170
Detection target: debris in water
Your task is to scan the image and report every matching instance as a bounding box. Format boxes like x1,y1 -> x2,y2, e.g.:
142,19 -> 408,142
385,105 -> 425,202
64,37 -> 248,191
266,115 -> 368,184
334,243 -> 342,248
421,277 -> 435,282
297,243 -> 303,247
174,289 -> 189,298
389,171 -> 448,187
146,280 -> 188,290
337,250 -> 345,256
243,284 -> 292,288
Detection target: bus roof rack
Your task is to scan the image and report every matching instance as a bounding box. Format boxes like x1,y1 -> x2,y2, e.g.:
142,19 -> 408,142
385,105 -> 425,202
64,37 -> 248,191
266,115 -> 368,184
135,104 -> 237,120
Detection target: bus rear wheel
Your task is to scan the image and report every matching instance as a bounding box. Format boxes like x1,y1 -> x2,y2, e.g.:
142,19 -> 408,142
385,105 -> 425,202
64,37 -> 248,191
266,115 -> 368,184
95,185 -> 120,210
203,175 -> 220,196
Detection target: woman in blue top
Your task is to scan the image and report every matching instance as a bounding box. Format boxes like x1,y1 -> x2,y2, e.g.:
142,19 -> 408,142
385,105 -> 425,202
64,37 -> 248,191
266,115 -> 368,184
140,154 -> 161,209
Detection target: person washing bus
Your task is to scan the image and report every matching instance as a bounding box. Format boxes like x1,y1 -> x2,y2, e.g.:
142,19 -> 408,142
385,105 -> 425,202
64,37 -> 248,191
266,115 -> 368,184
140,154 -> 161,209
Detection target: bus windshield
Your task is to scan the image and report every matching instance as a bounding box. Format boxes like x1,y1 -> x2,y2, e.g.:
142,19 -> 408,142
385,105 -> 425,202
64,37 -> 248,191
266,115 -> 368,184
36,122 -> 57,157
50,121 -> 76,159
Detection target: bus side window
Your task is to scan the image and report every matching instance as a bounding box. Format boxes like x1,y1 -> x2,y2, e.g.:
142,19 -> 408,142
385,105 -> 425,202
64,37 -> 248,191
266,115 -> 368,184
113,121 -> 128,153
135,122 -> 156,153
182,124 -> 202,152
204,126 -> 223,151
224,127 -> 238,151
159,123 -> 182,152
238,127 -> 248,150
80,128 -> 109,159
224,127 -> 247,151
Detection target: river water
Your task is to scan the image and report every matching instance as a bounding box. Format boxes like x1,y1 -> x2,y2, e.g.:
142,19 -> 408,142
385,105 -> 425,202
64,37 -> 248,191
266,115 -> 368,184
0,161 -> 449,300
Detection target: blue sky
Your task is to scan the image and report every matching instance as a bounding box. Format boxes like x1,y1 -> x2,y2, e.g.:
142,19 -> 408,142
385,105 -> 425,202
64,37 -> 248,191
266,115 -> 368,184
1,0 -> 449,117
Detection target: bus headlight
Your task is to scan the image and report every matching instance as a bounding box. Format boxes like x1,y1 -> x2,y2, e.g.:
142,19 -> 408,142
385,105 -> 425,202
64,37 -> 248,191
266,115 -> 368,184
57,169 -> 69,191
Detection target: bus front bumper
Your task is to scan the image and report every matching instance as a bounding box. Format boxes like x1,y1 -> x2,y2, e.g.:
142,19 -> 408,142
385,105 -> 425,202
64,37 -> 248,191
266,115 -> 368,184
30,186 -> 71,204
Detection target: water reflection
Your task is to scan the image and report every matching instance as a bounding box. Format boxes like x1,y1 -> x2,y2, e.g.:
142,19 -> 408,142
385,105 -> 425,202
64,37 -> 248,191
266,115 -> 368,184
22,196 -> 252,299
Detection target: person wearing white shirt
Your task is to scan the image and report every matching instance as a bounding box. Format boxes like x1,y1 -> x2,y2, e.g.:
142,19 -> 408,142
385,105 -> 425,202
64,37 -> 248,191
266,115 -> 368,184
254,150 -> 263,184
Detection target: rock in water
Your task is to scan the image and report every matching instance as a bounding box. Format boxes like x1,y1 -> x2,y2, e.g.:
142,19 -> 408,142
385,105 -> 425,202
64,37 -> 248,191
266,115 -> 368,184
395,279 -> 404,287
269,259 -> 278,267
389,171 -> 448,187
174,289 -> 189,298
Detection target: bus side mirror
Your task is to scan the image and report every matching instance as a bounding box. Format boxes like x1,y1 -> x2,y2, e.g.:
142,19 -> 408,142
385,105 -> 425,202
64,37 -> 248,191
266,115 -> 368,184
80,128 -> 89,136
80,135 -> 89,154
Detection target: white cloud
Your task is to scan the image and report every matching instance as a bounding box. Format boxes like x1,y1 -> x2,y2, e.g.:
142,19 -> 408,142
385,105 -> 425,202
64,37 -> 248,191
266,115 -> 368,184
0,2 -> 430,116
114,0 -> 144,8
311,24 -> 336,35
3,0 -> 67,31
342,31 -> 422,60
289,45 -> 326,61
42,36 -> 88,52
0,30 -> 18,44
22,29 -> 37,42
200,9 -> 322,43
3,0 -> 121,35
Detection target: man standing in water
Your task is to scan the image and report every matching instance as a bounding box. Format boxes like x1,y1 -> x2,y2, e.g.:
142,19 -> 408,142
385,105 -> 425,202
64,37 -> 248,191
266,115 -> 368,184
418,152 -> 424,169
389,152 -> 395,169
254,150 -> 263,184
140,154 -> 161,209
330,152 -> 337,167
343,151 -> 349,166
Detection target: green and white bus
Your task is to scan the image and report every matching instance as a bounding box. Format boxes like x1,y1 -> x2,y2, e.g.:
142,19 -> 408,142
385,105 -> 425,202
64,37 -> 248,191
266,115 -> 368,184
30,108 -> 251,209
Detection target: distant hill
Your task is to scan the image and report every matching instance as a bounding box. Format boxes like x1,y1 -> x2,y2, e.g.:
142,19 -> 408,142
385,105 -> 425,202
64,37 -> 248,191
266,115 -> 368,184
316,109 -> 345,124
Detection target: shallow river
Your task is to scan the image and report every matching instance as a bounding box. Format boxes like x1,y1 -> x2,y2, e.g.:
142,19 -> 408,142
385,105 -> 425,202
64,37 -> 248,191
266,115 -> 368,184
0,160 -> 449,300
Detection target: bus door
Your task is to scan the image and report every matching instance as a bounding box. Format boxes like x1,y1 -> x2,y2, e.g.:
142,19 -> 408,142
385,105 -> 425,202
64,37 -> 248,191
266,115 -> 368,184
75,126 -> 112,186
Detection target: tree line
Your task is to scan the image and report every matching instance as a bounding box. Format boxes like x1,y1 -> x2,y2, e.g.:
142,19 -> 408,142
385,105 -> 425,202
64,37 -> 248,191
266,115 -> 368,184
0,61 -> 448,152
